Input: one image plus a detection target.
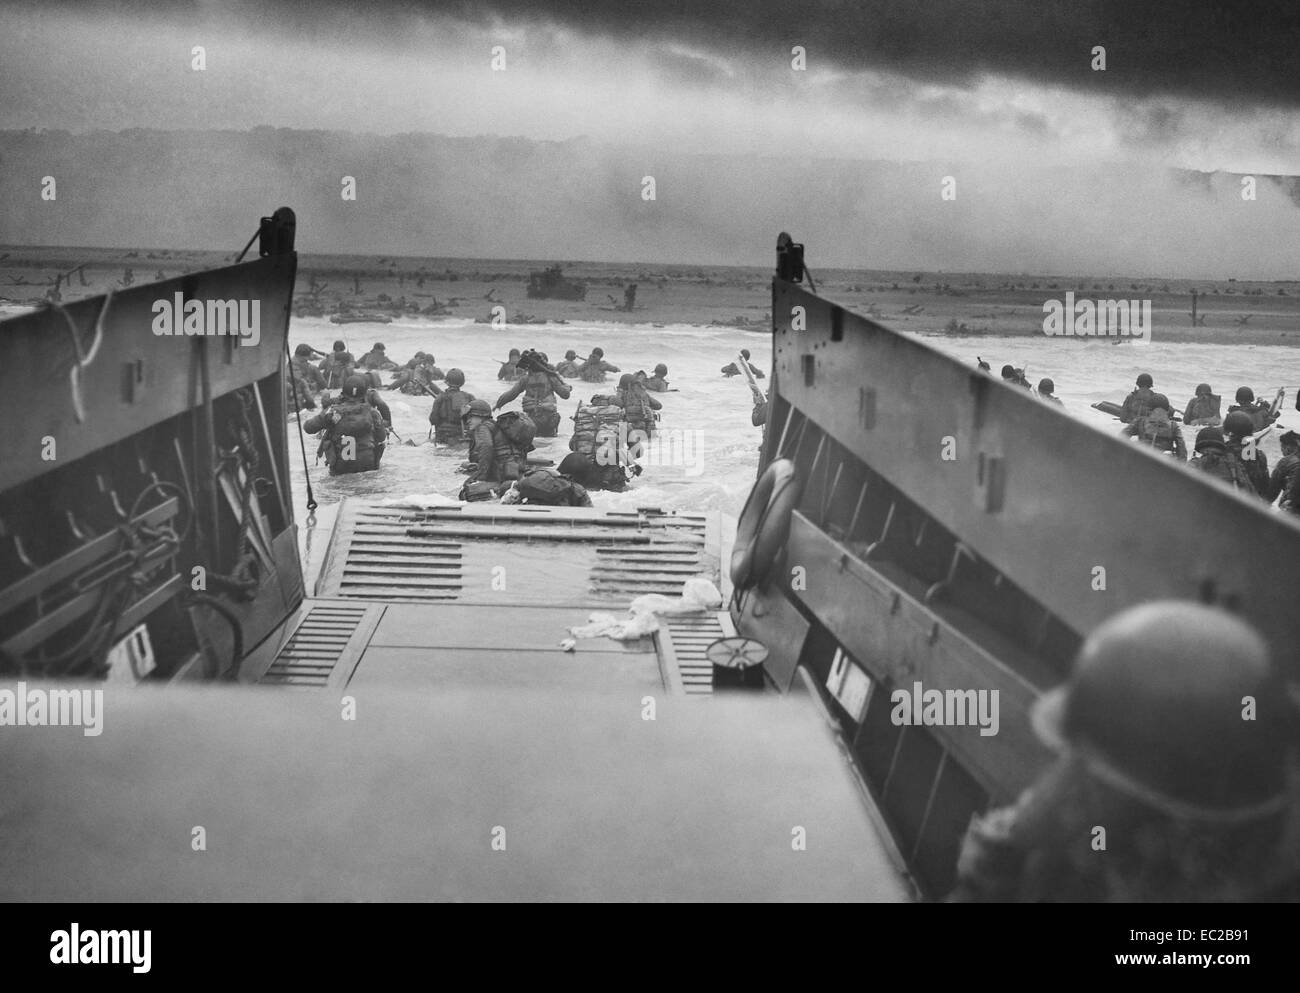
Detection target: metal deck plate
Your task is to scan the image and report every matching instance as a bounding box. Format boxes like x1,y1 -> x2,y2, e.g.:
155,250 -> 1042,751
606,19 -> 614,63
314,499 -> 720,607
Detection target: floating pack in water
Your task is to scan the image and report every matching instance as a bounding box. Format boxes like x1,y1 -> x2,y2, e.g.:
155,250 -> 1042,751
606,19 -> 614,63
460,480 -> 499,502
516,468 -> 574,505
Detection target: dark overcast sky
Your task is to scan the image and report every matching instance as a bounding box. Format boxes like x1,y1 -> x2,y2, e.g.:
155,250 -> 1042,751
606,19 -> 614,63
3,0 -> 1297,172
3,1 -> 1298,271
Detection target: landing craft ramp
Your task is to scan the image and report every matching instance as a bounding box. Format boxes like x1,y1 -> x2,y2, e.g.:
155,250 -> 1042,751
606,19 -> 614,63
243,500 -> 736,695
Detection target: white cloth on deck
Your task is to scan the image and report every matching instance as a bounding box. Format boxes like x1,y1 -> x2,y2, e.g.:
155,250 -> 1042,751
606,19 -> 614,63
566,577 -> 724,643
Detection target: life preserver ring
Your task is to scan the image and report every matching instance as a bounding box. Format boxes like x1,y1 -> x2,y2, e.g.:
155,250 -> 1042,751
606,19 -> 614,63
730,458 -> 802,590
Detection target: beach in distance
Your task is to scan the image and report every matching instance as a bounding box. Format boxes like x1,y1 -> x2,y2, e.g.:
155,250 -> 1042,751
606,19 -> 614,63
3,244 -> 1299,347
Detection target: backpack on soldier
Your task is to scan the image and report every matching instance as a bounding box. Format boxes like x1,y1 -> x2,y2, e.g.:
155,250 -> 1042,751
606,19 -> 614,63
515,468 -> 573,505
333,401 -> 375,442
1140,408 -> 1175,448
496,410 -> 536,448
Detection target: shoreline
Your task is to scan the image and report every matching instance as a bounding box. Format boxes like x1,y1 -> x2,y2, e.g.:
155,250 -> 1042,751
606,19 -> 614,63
2,244 -> 1297,348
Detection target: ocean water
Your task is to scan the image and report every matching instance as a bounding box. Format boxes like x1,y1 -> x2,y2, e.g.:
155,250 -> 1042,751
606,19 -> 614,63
286,318 -> 1300,521
287,317 -> 773,520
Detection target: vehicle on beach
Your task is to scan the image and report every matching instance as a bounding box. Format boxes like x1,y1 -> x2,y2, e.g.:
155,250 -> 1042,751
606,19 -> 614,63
2,213 -> 1297,901
526,264 -> 586,301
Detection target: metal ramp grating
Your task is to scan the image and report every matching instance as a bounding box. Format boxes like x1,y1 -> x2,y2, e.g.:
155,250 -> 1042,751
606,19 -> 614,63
590,530 -> 708,598
261,604 -> 370,686
319,503 -> 464,602
659,612 -> 737,695
315,500 -> 721,607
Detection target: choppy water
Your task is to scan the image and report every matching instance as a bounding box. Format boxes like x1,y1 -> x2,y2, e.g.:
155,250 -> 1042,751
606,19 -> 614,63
282,318 -> 1298,520
287,317 -> 773,519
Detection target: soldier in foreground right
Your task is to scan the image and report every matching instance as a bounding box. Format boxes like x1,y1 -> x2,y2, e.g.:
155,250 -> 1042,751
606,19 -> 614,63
1224,410 -> 1269,497
948,601 -> 1299,902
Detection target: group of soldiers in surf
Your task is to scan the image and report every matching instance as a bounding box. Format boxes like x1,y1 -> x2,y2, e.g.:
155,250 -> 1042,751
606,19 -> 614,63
978,357 -> 1065,406
983,356 -> 1299,514
288,338 -> 677,507
1113,373 -> 1297,510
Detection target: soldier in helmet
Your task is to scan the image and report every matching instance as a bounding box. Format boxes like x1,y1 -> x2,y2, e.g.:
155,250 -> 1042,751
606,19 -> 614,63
497,349 -> 524,381
1224,409 -> 1269,497
494,349 -> 571,437
1182,383 -> 1222,426
1035,378 -> 1063,407
1191,426 -> 1253,492
428,368 -> 475,445
555,350 -> 581,378
615,372 -> 662,441
1228,386 -> 1277,433
358,342 -> 399,373
949,601 -> 1300,902
459,399 -> 529,493
721,349 -> 765,379
1267,428 -> 1300,514
460,399 -> 501,485
1120,373 -> 1171,436
302,375 -> 388,475
644,363 -> 670,392
999,364 -> 1030,389
287,343 -> 326,412
318,340 -> 356,390
1131,406 -> 1187,460
578,347 -> 620,383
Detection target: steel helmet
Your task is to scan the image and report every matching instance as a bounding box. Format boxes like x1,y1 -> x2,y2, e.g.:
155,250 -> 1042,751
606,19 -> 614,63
1195,426 -> 1227,454
444,368 -> 465,387
1195,382 -> 1213,396
617,374 -> 635,390
1136,373 -> 1153,387
294,343 -> 314,357
1032,601 -> 1291,817
565,350 -> 578,360
461,398 -> 492,421
1037,378 -> 1055,393
740,349 -> 751,359
332,340 -> 346,352
341,376 -> 368,399
558,452 -> 595,483
373,342 -> 385,351
654,363 -> 668,376
1224,410 -> 1255,439
591,347 -> 604,358
1236,386 -> 1255,404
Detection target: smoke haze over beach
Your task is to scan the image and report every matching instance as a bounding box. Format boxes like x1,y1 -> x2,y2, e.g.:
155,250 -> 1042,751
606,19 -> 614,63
2,1 -> 1298,274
